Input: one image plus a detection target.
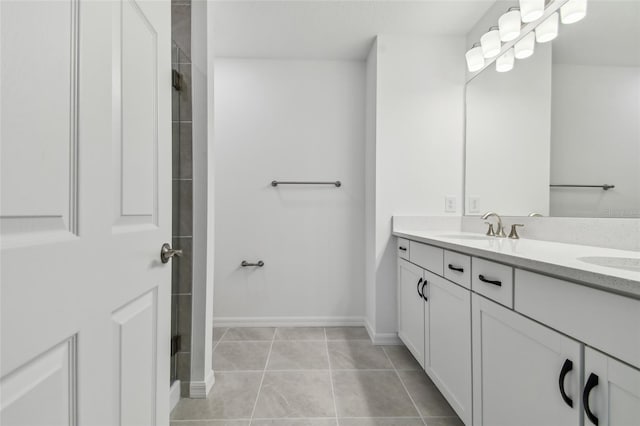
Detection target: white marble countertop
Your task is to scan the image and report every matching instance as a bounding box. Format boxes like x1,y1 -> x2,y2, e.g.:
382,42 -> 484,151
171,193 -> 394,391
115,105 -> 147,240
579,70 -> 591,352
393,228 -> 640,299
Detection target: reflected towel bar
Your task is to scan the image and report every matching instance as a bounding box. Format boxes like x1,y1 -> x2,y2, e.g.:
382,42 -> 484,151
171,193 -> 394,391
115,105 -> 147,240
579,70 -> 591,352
550,184 -> 615,190
271,180 -> 342,187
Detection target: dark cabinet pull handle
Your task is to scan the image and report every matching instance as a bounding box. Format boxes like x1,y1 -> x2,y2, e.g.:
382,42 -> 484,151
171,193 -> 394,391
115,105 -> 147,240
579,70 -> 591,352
448,264 -> 464,273
558,359 -> 574,408
478,274 -> 502,286
399,246 -> 407,251
421,280 -> 428,301
583,373 -> 599,425
416,278 -> 423,298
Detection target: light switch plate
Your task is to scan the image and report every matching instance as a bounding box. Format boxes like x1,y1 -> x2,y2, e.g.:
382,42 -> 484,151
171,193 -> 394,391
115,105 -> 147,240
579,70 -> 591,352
469,196 -> 480,213
445,196 -> 457,213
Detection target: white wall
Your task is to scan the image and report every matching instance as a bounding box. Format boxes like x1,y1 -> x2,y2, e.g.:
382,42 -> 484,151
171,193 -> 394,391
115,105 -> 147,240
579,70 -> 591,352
551,64 -> 640,218
213,59 -> 366,325
366,35 -> 466,338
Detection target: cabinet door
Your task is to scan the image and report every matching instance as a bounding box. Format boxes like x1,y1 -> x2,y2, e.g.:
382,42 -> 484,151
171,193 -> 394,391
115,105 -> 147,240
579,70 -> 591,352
425,273 -> 472,425
583,348 -> 640,426
472,294 -> 581,426
398,258 -> 425,367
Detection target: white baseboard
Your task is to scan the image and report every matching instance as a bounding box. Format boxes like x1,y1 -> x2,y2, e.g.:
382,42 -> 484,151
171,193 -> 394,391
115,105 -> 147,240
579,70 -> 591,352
169,380 -> 181,412
212,316 -> 365,328
365,319 -> 401,345
189,370 -> 215,399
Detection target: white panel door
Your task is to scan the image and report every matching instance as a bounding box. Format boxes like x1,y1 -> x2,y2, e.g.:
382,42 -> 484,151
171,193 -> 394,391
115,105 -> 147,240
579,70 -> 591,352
472,294 -> 582,426
1,1 -> 172,425
397,258 -> 425,367
426,274 -> 471,426
583,348 -> 640,426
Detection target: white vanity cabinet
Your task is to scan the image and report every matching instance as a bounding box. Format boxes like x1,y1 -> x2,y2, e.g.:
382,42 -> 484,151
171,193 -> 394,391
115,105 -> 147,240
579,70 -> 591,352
472,294 -> 582,426
397,258 -> 426,367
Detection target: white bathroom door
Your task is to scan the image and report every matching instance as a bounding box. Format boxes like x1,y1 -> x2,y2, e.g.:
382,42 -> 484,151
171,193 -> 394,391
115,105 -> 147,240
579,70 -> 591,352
1,1 -> 172,425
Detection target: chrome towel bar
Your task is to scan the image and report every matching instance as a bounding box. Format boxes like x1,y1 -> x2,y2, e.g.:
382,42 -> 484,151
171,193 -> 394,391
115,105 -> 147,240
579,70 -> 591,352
271,180 -> 341,187
550,184 -> 615,190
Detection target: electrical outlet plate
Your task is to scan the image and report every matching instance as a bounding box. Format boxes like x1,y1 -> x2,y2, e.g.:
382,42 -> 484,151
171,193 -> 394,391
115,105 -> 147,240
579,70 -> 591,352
445,196 -> 457,213
469,196 -> 480,213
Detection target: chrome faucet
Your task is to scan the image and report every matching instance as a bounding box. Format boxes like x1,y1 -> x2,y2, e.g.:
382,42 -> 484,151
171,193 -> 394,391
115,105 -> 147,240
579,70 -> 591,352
481,212 -> 506,237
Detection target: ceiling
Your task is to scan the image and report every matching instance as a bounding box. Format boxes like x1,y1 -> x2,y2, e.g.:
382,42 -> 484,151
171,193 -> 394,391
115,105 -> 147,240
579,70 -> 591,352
212,0 -> 496,60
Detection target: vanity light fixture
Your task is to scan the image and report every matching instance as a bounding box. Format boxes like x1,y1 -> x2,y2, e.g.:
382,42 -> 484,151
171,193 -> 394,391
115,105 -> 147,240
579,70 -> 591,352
499,8 -> 522,42
561,0 -> 587,24
519,0 -> 546,23
535,12 -> 559,43
466,42 -> 485,72
480,26 -> 502,58
496,48 -> 515,72
514,32 -> 536,59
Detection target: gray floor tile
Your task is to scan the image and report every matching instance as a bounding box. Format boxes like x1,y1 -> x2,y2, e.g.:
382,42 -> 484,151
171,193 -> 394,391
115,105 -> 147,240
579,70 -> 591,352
398,370 -> 456,417
251,420 -> 337,426
171,372 -> 262,420
383,345 -> 421,370
332,370 -> 418,418
253,371 -> 335,418
339,419 -> 424,426
171,422 -> 250,426
223,327 -> 276,341
213,341 -> 271,371
325,326 -> 370,341
213,327 -> 228,343
275,327 -> 326,341
267,341 -> 329,370
424,418 -> 464,426
328,341 -> 392,370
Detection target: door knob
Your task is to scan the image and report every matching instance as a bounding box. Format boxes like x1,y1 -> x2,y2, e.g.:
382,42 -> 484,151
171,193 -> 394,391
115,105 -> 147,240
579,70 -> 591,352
160,243 -> 183,263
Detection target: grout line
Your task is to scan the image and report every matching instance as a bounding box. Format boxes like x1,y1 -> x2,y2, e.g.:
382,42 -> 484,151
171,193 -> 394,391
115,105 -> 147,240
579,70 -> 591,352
382,346 -> 427,426
212,328 -> 229,353
324,328 -> 340,426
248,328 -> 277,425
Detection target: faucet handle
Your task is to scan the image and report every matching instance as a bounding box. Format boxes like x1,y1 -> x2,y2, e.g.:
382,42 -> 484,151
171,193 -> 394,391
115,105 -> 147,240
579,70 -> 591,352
508,224 -> 524,239
484,222 -> 496,237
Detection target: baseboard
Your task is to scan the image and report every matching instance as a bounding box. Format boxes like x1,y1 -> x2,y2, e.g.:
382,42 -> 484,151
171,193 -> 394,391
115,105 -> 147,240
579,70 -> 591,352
169,380 -> 181,412
212,316 -> 365,328
189,370 -> 215,399
365,319 -> 401,345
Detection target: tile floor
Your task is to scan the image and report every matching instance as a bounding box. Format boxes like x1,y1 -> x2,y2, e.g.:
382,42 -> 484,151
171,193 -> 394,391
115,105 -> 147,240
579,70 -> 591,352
171,327 -> 463,426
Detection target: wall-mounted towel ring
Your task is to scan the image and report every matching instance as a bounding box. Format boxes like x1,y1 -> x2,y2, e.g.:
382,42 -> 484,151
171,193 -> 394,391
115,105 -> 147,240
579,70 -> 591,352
241,260 -> 264,267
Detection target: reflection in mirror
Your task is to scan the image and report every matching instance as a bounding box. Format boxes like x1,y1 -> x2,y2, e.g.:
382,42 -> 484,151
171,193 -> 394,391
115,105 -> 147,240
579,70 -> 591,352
465,1 -> 640,218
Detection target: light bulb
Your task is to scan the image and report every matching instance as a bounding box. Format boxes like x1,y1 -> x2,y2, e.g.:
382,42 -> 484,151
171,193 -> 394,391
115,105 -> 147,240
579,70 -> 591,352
520,0 -> 545,23
536,12 -> 559,43
499,9 -> 522,42
561,0 -> 587,24
514,32 -> 535,59
465,44 -> 485,72
496,48 -> 515,72
480,27 -> 502,58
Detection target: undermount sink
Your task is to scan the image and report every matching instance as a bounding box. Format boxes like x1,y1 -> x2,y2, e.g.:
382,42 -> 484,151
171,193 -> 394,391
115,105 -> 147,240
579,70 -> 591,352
436,234 -> 492,241
577,256 -> 640,272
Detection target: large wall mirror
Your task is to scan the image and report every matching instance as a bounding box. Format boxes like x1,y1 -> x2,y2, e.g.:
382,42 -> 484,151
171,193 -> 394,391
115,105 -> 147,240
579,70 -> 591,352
465,1 -> 640,218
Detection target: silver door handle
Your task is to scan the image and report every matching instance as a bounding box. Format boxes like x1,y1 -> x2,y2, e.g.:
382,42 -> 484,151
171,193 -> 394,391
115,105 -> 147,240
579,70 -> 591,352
161,243 -> 183,263
241,260 -> 264,267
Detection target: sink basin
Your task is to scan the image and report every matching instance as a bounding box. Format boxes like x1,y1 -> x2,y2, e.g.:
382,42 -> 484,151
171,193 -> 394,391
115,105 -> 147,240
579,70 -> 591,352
436,234 -> 492,241
577,256 -> 640,272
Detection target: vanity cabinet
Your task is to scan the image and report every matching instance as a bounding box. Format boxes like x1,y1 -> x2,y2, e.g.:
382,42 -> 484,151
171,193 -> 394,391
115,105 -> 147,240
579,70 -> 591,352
397,258 -> 426,368
472,294 -> 582,426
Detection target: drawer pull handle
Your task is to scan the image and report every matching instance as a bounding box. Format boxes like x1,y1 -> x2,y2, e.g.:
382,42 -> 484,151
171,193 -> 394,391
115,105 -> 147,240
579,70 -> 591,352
478,274 -> 502,286
558,359 -> 574,408
399,246 -> 407,251
583,373 -> 599,425
421,280 -> 428,301
448,264 -> 464,273
416,278 -> 423,299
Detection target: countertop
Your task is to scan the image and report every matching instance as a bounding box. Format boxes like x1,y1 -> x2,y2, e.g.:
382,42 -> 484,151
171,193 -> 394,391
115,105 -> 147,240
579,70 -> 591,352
393,228 -> 640,299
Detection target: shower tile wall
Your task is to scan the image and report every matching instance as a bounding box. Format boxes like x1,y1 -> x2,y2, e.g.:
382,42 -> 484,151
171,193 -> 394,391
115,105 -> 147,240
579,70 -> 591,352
172,0 -> 192,398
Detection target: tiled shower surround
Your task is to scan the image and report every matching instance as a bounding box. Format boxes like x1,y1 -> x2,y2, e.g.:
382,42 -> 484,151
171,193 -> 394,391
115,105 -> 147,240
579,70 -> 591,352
171,0 -> 193,397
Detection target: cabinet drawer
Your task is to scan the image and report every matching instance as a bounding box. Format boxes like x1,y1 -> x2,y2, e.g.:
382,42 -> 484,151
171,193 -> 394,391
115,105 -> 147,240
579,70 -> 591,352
515,269 -> 640,368
472,258 -> 513,308
444,250 -> 471,289
397,238 -> 410,260
410,241 -> 443,275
